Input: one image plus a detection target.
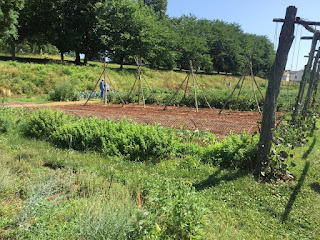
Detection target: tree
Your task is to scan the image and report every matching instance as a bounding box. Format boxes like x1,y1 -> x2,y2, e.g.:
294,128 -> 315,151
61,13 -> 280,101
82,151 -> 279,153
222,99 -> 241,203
0,0 -> 24,59
99,0 -> 157,69
171,15 -> 211,71
143,0 -> 167,17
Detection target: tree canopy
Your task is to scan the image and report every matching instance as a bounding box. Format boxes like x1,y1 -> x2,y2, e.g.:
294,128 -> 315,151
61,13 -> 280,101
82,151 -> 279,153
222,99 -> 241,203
2,0 -> 275,76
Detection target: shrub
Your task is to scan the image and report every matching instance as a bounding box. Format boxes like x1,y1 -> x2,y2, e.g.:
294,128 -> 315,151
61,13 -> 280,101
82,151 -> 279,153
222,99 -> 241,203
0,107 -> 24,133
52,118 -> 177,161
141,177 -> 208,239
22,108 -> 74,140
49,81 -> 80,101
201,132 -> 259,169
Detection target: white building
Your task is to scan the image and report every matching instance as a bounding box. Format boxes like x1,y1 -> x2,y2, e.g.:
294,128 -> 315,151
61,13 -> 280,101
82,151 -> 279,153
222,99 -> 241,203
282,70 -> 304,82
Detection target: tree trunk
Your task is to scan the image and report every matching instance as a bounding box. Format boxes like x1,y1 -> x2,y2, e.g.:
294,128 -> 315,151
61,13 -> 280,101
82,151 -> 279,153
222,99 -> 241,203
84,53 -> 88,66
75,50 -> 81,65
10,41 -> 16,61
60,51 -> 64,63
119,54 -> 124,70
256,6 -> 297,175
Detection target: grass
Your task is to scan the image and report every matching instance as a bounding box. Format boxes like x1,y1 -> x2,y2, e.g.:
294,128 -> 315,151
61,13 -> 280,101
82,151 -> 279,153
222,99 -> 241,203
0,54 -> 275,98
0,120 -> 319,239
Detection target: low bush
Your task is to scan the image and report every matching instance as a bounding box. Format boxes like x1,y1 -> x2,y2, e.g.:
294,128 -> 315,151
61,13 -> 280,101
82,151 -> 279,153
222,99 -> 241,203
52,118 -> 177,161
22,108 -> 74,140
21,108 -> 258,169
141,177 -> 208,239
49,81 -> 80,101
0,107 -> 25,133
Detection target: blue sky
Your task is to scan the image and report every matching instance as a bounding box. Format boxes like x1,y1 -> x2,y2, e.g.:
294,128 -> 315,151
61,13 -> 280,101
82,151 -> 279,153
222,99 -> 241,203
167,0 -> 320,70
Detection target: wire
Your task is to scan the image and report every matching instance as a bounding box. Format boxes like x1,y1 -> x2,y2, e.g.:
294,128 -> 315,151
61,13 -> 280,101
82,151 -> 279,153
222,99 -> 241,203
290,25 -> 299,70
295,26 -> 303,71
274,22 -> 279,51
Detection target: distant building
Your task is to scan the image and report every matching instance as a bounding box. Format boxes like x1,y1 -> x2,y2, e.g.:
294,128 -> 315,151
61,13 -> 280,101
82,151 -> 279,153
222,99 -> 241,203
282,70 -> 304,82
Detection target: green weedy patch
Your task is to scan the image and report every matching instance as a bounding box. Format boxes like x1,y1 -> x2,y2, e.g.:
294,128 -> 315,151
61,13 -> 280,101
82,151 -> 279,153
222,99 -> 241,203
52,118 -> 177,161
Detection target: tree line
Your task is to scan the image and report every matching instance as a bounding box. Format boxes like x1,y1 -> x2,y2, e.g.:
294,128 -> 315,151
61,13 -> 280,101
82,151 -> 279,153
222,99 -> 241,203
0,0 -> 275,76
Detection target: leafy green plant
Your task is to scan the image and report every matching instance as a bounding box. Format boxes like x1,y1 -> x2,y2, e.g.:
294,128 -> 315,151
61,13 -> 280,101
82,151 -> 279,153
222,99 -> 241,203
141,177 -> 208,239
49,81 -> 80,101
22,108 -> 74,140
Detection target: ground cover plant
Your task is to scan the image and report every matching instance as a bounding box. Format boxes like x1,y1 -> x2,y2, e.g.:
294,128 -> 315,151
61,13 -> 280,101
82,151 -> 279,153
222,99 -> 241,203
0,106 -> 319,239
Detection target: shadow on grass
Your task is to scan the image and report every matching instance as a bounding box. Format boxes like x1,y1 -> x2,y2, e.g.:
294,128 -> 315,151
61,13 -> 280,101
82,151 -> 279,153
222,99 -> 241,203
0,55 -> 75,65
194,169 -> 249,191
302,136 -> 316,159
281,161 -> 310,222
310,182 -> 320,194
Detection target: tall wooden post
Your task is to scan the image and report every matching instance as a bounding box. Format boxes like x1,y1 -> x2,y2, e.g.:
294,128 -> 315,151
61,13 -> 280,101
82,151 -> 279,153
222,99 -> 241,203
311,62 -> 320,108
104,57 -> 108,105
190,60 -> 198,112
292,32 -> 320,124
302,47 -> 320,119
256,6 -> 297,174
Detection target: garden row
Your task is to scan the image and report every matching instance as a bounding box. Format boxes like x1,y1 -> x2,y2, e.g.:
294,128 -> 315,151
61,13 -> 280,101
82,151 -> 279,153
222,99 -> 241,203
1,107 -> 258,169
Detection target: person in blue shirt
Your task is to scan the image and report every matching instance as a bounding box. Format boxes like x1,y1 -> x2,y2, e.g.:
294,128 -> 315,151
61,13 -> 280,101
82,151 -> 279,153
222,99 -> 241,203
99,79 -> 110,99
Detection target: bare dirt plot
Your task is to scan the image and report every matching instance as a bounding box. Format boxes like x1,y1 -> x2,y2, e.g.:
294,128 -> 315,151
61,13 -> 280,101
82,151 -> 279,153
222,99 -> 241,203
3,100 -> 262,136
56,103 -> 262,137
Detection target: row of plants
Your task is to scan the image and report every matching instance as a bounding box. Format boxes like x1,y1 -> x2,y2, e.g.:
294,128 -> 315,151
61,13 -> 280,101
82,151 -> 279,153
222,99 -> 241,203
74,88 -> 295,112
0,107 -> 258,169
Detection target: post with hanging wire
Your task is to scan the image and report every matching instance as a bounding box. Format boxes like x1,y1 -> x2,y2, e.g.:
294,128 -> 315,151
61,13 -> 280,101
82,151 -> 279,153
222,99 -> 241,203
292,32 -> 320,124
256,6 -> 297,176
302,47 -> 320,119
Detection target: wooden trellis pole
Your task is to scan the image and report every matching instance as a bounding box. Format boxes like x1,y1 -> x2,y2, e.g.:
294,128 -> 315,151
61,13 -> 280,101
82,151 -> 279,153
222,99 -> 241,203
218,51 -> 254,114
302,47 -> 320,119
122,58 -> 159,108
190,60 -> 199,112
292,33 -> 320,124
84,59 -> 125,106
163,60 -> 212,111
257,6 -> 297,173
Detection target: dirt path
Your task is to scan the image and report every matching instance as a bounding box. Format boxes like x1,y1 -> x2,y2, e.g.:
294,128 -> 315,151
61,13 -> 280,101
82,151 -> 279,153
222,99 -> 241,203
2,100 -> 262,136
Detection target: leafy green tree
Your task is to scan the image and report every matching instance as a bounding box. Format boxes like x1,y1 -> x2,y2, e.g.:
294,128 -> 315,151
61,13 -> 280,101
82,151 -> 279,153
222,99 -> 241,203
0,0 -> 24,59
171,15 -> 211,71
208,20 -> 243,74
99,0 -> 158,69
143,0 -> 167,17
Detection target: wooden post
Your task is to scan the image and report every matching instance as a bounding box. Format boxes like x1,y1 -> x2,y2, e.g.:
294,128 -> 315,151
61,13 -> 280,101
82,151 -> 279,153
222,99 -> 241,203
104,58 -> 107,105
257,6 -> 297,174
123,74 -> 138,107
311,62 -> 320,108
163,73 -> 190,110
302,47 -> 320,119
250,62 -> 262,114
180,74 -> 190,106
190,60 -> 198,112
137,59 -> 145,108
292,32 -> 320,124
218,52 -> 254,114
84,68 -> 106,106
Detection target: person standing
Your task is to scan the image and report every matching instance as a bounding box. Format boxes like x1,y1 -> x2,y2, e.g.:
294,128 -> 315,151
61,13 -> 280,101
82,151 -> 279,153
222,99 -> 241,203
100,79 -> 105,98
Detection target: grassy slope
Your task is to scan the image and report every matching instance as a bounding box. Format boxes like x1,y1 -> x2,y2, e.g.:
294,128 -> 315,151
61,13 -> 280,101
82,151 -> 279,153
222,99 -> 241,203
0,124 -> 319,239
0,54 -> 270,98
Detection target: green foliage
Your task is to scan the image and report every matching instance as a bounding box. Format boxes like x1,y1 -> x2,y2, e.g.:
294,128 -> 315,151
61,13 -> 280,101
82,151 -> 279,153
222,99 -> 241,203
22,108 -> 74,140
0,0 -> 24,40
141,177 -> 208,239
0,107 -> 24,133
52,118 -> 177,161
49,80 -> 80,101
201,133 -> 259,169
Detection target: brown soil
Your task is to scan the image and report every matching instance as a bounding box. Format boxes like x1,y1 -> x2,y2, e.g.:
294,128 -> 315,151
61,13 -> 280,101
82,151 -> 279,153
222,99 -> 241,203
3,100 -> 262,137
